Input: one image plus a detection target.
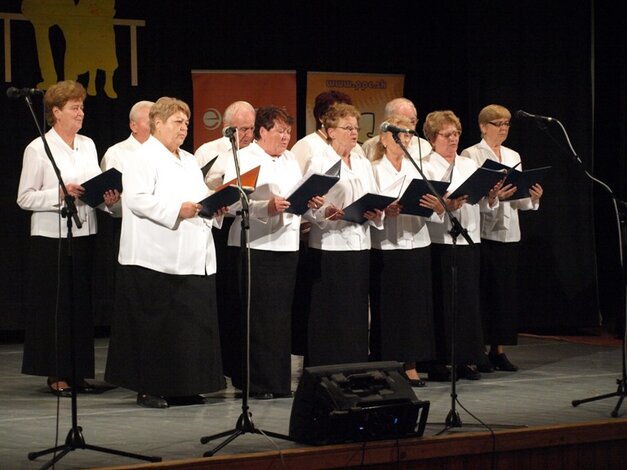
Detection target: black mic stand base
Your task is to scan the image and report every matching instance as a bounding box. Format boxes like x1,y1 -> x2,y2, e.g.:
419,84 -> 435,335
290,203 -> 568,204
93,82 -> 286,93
200,408 -> 293,457
572,378 -> 626,418
445,408 -> 463,428
28,426 -> 161,469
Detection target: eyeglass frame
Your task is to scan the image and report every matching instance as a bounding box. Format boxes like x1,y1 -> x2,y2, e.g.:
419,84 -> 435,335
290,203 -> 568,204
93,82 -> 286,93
336,125 -> 361,133
437,130 -> 462,139
487,120 -> 511,128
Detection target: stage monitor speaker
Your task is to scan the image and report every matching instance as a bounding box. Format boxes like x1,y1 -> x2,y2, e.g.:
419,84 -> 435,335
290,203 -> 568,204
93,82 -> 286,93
288,361 -> 430,445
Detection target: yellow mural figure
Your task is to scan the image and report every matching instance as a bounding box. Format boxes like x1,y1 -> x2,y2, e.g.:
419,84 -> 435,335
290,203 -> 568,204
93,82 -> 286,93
21,0 -> 119,98
21,0 -> 72,90
63,0 -> 118,98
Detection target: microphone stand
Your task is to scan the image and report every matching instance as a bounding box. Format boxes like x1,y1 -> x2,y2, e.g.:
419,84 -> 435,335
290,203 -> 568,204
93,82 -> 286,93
539,119 -> 627,417
200,131 -> 293,456
17,97 -> 160,468
392,133 -> 473,428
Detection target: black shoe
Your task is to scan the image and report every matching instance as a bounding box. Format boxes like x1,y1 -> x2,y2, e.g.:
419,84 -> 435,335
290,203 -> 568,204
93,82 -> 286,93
489,353 -> 519,371
273,391 -> 294,399
166,395 -> 207,406
408,378 -> 427,388
428,364 -> 451,382
72,379 -> 102,394
47,378 -> 72,397
251,392 -> 274,400
136,393 -> 169,408
476,354 -> 495,373
457,365 -> 481,380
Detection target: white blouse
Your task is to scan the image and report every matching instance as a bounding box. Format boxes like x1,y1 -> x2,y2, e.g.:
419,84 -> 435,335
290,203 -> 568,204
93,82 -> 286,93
425,151 -> 496,245
461,139 -> 539,242
17,128 -> 101,238
223,142 -> 303,252
305,145 -> 383,251
118,136 -> 219,275
371,155 -> 441,250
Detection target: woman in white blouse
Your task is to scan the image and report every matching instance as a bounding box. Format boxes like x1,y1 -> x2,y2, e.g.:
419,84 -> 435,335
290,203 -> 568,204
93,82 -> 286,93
423,110 -> 499,381
370,115 -> 441,387
105,97 -> 225,408
461,104 -> 543,372
17,80 -> 119,396
223,106 -> 324,399
304,103 -> 384,367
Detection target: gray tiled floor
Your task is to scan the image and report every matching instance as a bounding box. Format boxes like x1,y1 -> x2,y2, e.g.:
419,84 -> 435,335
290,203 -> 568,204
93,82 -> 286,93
0,335 -> 625,469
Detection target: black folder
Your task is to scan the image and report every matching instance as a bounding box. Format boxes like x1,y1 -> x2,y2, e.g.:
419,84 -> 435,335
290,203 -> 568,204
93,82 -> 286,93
79,168 -> 123,208
398,179 -> 450,217
198,165 -> 260,218
481,159 -> 551,200
200,155 -> 219,178
341,193 -> 397,224
198,186 -> 253,218
446,167 -> 507,205
285,160 -> 341,215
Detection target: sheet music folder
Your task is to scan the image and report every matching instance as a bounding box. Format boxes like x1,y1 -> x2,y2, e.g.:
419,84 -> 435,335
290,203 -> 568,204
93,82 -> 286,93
79,168 -> 123,207
398,179 -> 450,217
201,155 -> 219,178
341,193 -> 397,224
285,160 -> 341,215
446,167 -> 506,205
481,159 -> 551,200
198,165 -> 260,218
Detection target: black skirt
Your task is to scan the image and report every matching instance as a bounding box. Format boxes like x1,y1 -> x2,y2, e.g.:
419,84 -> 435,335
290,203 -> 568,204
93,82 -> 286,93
369,247 -> 436,363
431,243 -> 485,365
22,235 -> 96,379
212,217 -> 239,377
480,239 -> 520,345
228,248 -> 299,395
305,249 -> 370,367
105,265 -> 225,397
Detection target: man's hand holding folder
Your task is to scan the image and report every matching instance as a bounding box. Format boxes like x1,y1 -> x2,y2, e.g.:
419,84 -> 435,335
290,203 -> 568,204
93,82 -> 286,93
197,165 -> 260,218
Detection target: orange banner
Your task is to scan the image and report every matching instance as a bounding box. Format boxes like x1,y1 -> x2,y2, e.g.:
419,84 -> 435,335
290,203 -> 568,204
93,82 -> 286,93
191,70 -> 297,151
305,71 -> 405,145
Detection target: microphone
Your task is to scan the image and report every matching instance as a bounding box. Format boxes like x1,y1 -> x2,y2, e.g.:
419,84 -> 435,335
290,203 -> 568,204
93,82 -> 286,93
223,126 -> 237,138
6,87 -> 45,99
380,121 -> 416,135
515,110 -> 554,122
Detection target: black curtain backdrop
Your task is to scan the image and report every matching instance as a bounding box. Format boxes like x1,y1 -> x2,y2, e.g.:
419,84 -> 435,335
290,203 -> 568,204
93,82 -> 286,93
1,1 -> 624,333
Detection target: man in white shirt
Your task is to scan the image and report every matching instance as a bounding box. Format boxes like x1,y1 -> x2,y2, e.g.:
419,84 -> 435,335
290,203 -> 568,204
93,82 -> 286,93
100,100 -> 154,173
195,101 -> 256,190
194,101 -> 255,382
362,97 -> 431,162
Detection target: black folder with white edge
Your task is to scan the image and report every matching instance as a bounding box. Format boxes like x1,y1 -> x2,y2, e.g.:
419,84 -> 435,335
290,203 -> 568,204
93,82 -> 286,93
285,160 -> 341,215
200,155 -> 219,178
79,168 -> 123,208
480,159 -> 551,200
341,177 -> 404,224
198,166 -> 260,219
398,179 -> 450,217
446,167 -> 507,205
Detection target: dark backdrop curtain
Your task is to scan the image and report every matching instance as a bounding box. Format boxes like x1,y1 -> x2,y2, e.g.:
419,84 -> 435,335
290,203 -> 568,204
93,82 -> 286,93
1,0 -> 623,333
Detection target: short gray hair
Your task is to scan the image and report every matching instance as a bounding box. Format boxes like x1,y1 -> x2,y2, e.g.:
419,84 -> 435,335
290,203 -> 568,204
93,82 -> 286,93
129,100 -> 154,122
223,101 -> 255,126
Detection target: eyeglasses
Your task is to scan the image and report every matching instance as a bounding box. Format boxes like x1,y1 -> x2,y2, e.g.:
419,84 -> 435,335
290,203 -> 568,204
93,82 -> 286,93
487,121 -> 511,128
272,127 -> 291,136
337,125 -> 360,133
437,130 -> 461,139
237,126 -> 254,133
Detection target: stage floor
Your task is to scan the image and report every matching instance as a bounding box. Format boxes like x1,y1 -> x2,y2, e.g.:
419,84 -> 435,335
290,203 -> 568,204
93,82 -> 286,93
0,334 -> 624,469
